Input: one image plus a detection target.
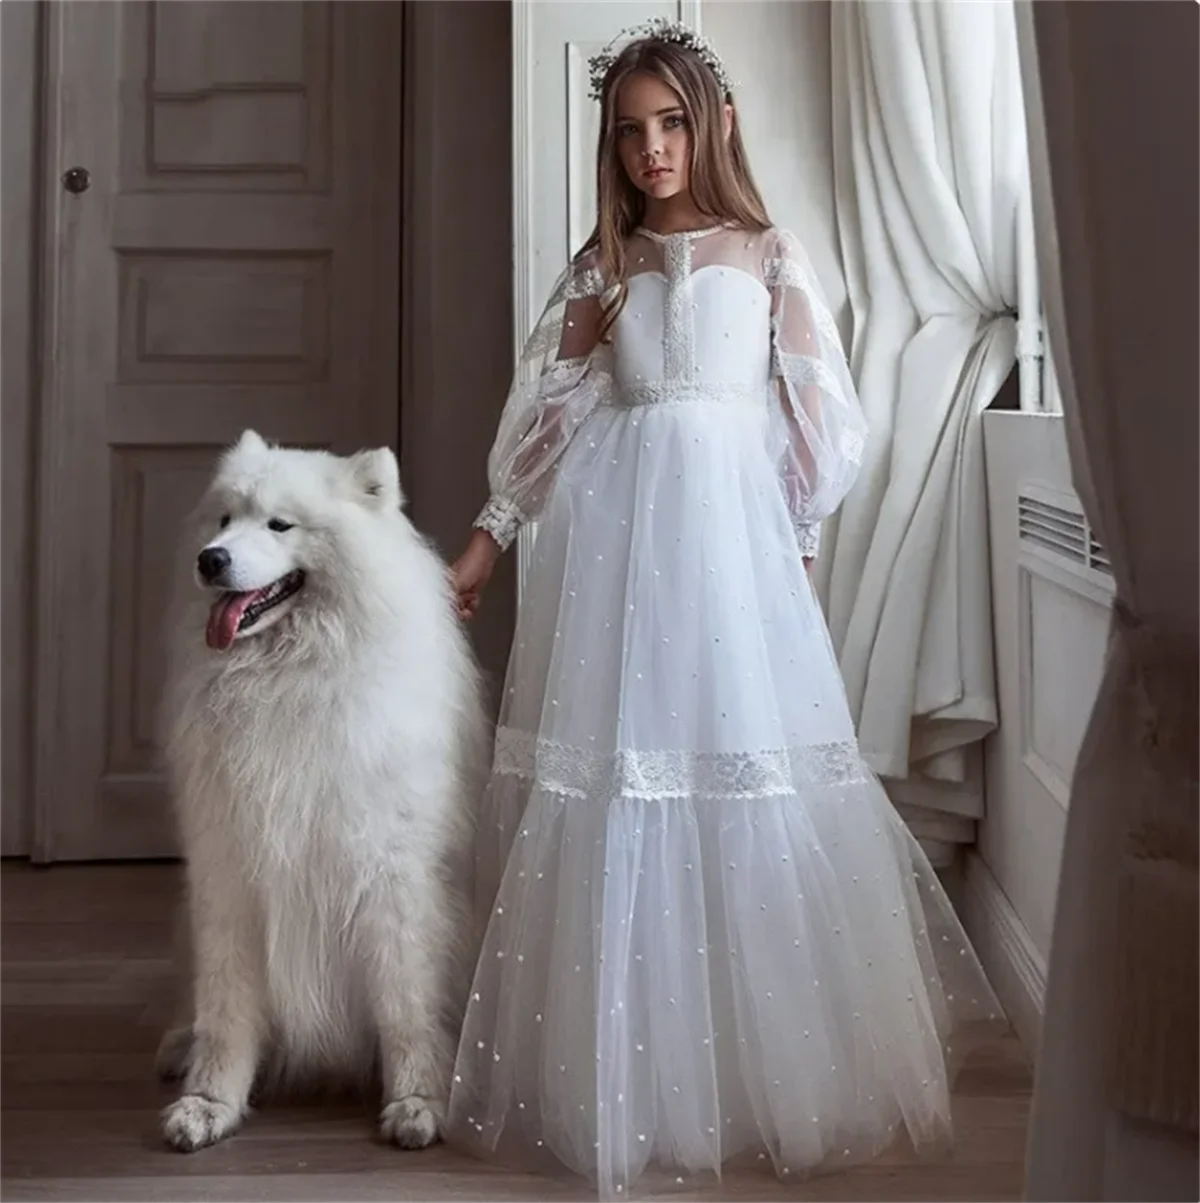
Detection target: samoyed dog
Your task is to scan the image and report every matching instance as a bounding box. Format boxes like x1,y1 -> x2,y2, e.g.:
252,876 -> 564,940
157,430 -> 487,1153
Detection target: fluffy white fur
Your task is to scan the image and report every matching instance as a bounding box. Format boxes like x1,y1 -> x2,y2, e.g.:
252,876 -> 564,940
157,430 -> 488,1153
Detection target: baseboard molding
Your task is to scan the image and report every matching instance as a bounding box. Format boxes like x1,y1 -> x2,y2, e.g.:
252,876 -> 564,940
961,850 -> 1047,1059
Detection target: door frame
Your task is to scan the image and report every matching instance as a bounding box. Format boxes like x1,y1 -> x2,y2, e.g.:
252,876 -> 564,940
1,0 -> 46,859
32,0 -> 115,861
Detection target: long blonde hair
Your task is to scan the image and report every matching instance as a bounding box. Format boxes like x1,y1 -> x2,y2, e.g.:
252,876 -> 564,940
579,37 -> 772,340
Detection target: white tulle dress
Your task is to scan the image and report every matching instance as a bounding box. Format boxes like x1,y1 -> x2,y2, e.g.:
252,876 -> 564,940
449,225 -> 1004,1198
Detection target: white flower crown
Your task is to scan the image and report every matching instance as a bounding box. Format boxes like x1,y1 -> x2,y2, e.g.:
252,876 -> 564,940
587,17 -> 734,103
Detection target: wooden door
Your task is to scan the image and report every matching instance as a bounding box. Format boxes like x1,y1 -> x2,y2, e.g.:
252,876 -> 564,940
33,1 -> 402,860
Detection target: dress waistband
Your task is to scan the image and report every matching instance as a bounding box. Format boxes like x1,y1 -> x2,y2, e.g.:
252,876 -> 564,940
608,380 -> 768,409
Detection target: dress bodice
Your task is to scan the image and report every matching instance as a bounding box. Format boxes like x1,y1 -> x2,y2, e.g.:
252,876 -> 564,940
609,227 -> 774,405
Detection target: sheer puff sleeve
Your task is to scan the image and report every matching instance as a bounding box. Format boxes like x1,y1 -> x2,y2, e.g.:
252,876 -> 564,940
473,252 -> 613,552
764,229 -> 867,559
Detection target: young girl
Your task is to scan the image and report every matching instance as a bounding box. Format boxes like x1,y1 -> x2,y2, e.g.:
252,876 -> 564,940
447,19 -> 1003,1198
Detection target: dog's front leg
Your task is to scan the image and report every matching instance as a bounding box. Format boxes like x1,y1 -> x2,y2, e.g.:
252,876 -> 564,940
156,890 -> 196,1081
363,870 -> 454,1149
162,862 -> 264,1152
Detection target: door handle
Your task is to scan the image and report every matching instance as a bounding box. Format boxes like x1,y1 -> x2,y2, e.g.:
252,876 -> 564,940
62,166 -> 90,194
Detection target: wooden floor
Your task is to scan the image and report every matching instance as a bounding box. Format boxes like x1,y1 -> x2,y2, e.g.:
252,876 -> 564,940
1,862 -> 1032,1201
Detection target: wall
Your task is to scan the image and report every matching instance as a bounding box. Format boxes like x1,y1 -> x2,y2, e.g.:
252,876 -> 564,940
701,1 -> 846,331
961,409 -> 1112,1052
401,1 -> 516,703
1,0 -> 43,856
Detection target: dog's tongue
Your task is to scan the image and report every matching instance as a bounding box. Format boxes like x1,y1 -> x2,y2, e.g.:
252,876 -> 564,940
206,590 -> 260,651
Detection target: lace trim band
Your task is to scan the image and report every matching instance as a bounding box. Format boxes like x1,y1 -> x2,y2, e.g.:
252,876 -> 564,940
474,496 -> 525,552
611,380 -> 767,409
541,355 -> 590,388
557,265 -> 607,303
663,235 -> 695,381
773,349 -> 845,400
492,728 -> 870,801
764,256 -> 843,348
795,521 -> 821,558
524,316 -> 564,362
773,350 -> 867,469
763,253 -> 823,297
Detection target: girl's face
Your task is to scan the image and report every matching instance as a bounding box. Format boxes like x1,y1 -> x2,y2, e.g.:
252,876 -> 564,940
614,72 -> 692,202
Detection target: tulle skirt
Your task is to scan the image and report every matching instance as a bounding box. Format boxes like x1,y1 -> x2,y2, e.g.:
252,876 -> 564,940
448,398 -> 1005,1198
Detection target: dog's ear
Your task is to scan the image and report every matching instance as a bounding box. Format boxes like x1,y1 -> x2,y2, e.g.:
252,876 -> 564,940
218,428 -> 271,479
221,428 -> 270,471
348,446 -> 404,510
233,429 -> 269,458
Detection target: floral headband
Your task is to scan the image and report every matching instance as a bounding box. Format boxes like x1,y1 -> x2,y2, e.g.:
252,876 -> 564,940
587,17 -> 735,103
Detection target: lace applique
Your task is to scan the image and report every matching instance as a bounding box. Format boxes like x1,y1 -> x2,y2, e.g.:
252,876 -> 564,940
557,265 -> 607,302
524,264 -> 605,359
763,254 -> 815,292
492,728 -> 870,801
523,317 -> 564,362
773,349 -> 846,400
764,257 -> 843,348
635,225 -> 727,244
508,355 -> 613,411
773,350 -> 866,468
474,496 -> 525,552
663,236 -> 695,381
542,355 -> 590,388
614,380 -> 767,409
795,521 -> 822,558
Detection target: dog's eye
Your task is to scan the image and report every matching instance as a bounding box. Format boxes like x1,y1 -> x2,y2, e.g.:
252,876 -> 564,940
219,514 -> 231,530
267,518 -> 294,533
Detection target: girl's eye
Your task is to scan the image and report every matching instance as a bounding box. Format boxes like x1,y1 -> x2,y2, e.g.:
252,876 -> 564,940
617,122 -> 638,138
664,113 -> 686,130
267,518 -> 294,533
219,514 -> 231,529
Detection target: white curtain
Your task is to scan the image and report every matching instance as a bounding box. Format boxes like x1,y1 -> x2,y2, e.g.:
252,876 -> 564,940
828,1 -> 1032,799
1017,2 -> 1198,1199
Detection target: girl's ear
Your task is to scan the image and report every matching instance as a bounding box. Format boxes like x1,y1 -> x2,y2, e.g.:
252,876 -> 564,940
723,103 -> 734,142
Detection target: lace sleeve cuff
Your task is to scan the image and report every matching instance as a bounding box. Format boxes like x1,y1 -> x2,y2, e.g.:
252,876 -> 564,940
794,520 -> 821,559
474,495 -> 525,552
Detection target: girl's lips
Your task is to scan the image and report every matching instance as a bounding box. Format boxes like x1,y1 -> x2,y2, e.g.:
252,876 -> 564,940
644,167 -> 671,180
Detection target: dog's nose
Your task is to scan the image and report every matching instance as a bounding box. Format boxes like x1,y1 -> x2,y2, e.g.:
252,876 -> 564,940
197,547 -> 232,584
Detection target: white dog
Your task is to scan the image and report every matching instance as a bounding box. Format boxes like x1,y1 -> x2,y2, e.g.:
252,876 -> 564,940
157,430 -> 487,1152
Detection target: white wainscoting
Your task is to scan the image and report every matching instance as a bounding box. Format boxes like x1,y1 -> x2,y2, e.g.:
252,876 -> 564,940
970,410 -> 1113,1054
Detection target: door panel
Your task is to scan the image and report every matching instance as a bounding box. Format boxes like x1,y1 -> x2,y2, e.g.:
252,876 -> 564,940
34,1 -> 402,860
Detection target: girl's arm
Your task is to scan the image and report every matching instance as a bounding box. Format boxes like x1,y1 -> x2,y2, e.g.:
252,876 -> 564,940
765,230 -> 868,561
473,257 -> 609,552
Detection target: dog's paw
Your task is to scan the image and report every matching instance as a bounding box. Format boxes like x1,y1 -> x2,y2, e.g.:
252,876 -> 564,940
162,1094 -> 242,1152
380,1094 -> 443,1149
155,1026 -> 195,1082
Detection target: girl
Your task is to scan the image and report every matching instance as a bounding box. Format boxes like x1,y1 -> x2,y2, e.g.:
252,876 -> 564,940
447,19 -> 1003,1199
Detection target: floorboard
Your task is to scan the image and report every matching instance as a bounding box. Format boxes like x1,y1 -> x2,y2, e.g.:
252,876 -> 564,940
1,862 -> 1031,1201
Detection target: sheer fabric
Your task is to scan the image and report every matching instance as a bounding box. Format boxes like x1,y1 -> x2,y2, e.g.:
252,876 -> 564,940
454,226 -> 1003,1199
475,227 -> 868,560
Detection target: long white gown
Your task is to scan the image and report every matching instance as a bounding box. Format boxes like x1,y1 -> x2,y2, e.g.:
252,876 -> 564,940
449,225 -> 1005,1198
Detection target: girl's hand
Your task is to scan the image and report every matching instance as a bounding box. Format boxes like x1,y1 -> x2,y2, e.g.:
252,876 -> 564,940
450,530 -> 501,621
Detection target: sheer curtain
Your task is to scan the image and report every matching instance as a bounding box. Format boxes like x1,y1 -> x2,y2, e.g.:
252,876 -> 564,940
1017,2 -> 1198,1199
828,1 -> 1033,808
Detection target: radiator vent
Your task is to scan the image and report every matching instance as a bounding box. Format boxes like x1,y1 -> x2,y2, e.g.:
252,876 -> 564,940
1088,533 -> 1112,575
1018,489 -> 1112,576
